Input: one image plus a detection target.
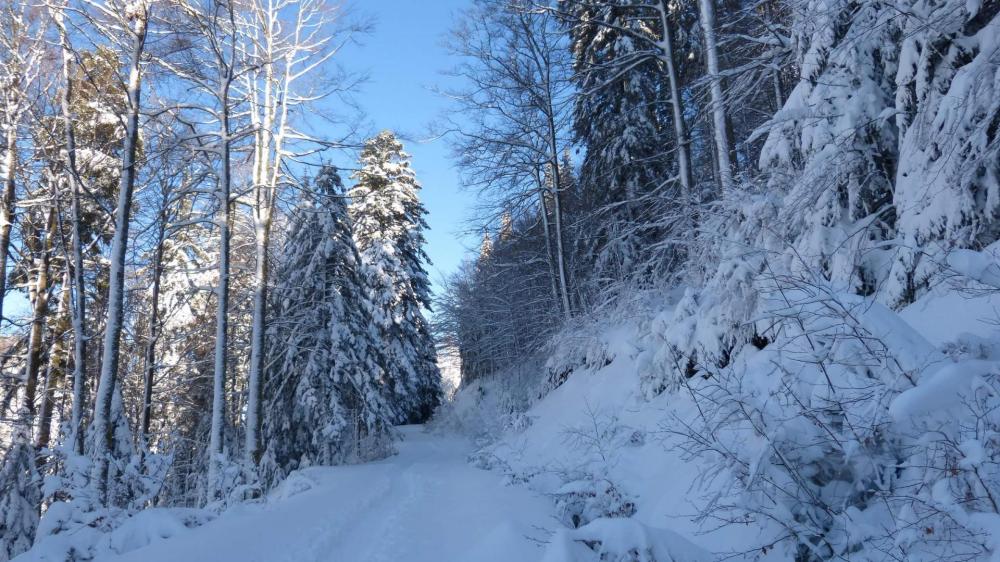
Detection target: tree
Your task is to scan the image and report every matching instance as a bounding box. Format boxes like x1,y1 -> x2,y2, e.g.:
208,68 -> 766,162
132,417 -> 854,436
885,0 -> 1000,306
261,166 -> 392,486
162,0 -> 245,502
52,0 -> 91,456
0,2 -> 44,333
696,0 -> 734,192
447,0 -> 576,320
88,0 -> 151,506
561,0 -> 677,288
350,132 -> 441,424
241,0 -> 366,467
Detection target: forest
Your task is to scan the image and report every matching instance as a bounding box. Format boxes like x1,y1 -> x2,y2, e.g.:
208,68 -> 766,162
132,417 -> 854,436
1,0 -> 999,559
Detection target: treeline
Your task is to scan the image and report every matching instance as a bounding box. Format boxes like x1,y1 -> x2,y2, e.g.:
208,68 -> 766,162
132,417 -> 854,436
0,2 -> 440,559
439,0 -> 1000,559
439,0 -> 1000,384
438,0 -> 780,380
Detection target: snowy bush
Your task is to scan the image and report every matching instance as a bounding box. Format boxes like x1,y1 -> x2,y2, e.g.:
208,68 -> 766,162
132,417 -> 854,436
551,476 -> 636,529
20,506 -> 213,562
541,518 -> 712,562
662,268 -> 1000,560
429,360 -> 544,443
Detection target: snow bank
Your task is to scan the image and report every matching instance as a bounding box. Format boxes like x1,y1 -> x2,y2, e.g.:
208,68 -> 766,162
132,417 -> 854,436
462,324 -> 784,559
14,508 -> 213,562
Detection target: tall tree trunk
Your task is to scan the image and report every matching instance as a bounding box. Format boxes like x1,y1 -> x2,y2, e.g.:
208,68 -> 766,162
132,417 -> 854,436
536,177 -> 561,316
0,126 -> 18,330
545,126 -> 572,319
246,31 -> 291,464
35,273 -> 71,451
208,77 -> 233,502
698,0 -> 735,193
549,169 -> 572,319
54,4 -> 89,455
245,227 -> 267,465
654,1 -> 694,196
91,9 -> 148,505
24,208 -> 54,448
140,215 -> 166,449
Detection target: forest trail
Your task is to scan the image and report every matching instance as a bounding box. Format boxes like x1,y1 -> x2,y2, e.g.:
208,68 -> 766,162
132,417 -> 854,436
104,426 -> 557,562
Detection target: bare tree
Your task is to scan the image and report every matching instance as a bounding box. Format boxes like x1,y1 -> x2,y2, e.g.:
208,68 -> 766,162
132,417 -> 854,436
239,0 -> 361,466
0,2 -> 45,332
446,0 -> 576,319
51,0 -> 91,455
88,0 -> 150,505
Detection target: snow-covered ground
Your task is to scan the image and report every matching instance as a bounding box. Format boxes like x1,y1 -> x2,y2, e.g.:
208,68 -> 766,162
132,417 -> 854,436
89,427 -> 557,562
19,261 -> 1000,562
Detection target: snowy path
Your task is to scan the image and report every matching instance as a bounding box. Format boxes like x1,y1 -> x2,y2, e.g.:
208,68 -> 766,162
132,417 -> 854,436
104,426 -> 557,562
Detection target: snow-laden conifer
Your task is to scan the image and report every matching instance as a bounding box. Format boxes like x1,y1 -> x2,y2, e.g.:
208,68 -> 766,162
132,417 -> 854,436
262,166 -> 394,486
349,132 -> 442,424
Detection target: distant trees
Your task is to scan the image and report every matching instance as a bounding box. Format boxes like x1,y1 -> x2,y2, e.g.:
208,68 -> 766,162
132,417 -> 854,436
446,0 -> 576,321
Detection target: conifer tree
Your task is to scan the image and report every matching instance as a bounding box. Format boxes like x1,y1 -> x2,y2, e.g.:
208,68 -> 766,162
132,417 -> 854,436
262,166 -> 393,486
349,132 -> 442,424
886,0 -> 1000,305
563,0 -> 673,286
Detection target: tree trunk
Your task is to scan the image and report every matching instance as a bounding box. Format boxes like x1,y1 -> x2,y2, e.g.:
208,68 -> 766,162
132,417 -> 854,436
698,0 -> 735,193
91,9 -> 148,505
24,209 -> 54,448
0,126 -> 17,330
54,4 -> 90,455
140,214 -> 166,449
35,272 -> 70,451
208,77 -> 233,502
549,168 -> 572,319
654,1 -> 694,196
537,179 -> 561,316
245,228 -> 267,465
545,124 -> 572,319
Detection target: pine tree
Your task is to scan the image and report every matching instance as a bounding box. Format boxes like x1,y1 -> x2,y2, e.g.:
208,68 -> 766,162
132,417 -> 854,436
563,0 -> 673,287
885,0 -> 1000,306
261,166 -> 394,487
349,131 -> 442,424
0,441 -> 40,561
758,0 -> 900,293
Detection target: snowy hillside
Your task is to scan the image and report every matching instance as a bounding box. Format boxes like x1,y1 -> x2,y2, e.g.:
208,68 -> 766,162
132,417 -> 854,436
437,257 -> 1000,560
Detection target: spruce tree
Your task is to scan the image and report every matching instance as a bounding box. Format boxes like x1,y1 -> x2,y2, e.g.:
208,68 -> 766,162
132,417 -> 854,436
563,0 -> 673,287
349,131 -> 442,424
261,166 -> 393,487
0,440 -> 40,561
885,0 -> 1000,306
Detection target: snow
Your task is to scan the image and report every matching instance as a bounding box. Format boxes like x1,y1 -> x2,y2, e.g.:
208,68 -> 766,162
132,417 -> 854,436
890,359 -> 998,420
541,518 -> 712,562
477,350 -> 785,560
70,427 -> 557,562
948,249 -> 1000,289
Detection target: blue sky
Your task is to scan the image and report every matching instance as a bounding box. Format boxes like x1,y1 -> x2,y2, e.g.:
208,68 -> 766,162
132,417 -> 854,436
341,0 -> 478,297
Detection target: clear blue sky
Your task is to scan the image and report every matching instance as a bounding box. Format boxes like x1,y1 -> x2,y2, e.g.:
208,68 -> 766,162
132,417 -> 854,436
342,0 -> 478,298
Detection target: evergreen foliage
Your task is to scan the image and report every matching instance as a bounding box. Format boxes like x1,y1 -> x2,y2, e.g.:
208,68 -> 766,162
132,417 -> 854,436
350,132 -> 442,424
